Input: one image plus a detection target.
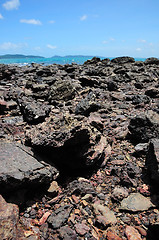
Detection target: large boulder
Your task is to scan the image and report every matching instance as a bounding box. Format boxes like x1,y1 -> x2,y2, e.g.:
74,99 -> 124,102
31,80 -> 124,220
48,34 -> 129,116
0,141 -> 59,191
25,112 -> 108,169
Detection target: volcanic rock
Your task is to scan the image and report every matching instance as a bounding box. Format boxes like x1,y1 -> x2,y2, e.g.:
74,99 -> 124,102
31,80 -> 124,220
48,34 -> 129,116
0,141 -> 59,191
146,138 -> 159,184
0,195 -> 19,240
120,193 -> 154,212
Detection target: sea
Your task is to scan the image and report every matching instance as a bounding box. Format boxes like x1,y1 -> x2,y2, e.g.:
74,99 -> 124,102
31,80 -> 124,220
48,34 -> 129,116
0,56 -> 146,66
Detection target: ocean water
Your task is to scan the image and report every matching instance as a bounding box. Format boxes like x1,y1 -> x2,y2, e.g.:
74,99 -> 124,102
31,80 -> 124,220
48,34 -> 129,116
0,56 -> 146,66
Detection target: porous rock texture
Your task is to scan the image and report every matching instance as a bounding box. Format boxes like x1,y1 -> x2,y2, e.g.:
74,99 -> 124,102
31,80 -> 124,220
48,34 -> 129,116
1,56 -> 159,239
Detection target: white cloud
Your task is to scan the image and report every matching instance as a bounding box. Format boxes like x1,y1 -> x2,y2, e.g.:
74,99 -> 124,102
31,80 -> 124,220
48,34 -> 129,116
102,40 -> 108,44
80,15 -> 87,21
0,42 -> 27,50
34,46 -> 41,51
3,0 -> 20,10
20,19 -> 42,25
138,39 -> 146,43
0,14 -> 3,19
49,20 -> 55,24
136,48 -> 142,51
47,44 -> 57,49
110,37 -> 115,41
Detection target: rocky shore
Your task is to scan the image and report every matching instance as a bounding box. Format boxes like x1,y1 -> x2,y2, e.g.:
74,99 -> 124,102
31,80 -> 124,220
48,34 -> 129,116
0,56 -> 159,239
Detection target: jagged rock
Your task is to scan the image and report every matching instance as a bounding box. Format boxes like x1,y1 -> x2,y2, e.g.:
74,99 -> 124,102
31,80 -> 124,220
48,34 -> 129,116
144,57 -> 159,65
120,193 -> 154,212
0,141 -> 59,191
107,81 -> 118,91
0,195 -> 19,240
128,110 -> 159,143
47,205 -> 72,229
0,99 -> 8,113
25,112 -> 108,169
145,88 -> 159,98
18,97 -> 51,124
146,138 -> 159,184
48,80 -> 80,102
111,56 -> 135,64
75,92 -> 101,116
66,178 -> 95,196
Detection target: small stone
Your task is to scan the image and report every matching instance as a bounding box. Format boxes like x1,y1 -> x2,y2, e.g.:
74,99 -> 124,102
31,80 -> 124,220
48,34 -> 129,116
135,226 -> 147,237
93,203 -> 117,225
120,193 -> 154,212
125,225 -> 142,240
111,186 -> 129,201
106,230 -> 123,240
47,181 -> 60,195
58,226 -> 77,240
75,223 -> 90,236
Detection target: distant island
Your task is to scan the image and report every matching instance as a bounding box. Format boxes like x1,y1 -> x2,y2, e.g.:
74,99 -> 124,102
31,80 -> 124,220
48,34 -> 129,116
0,54 -> 45,59
0,54 -> 103,60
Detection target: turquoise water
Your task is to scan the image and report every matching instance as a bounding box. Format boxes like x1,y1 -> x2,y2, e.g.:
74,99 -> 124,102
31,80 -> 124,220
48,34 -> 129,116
0,56 -> 146,66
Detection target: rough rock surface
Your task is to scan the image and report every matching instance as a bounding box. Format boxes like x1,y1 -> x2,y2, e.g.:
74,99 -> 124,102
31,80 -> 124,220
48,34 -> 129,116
120,193 -> 154,212
0,195 -> 19,240
0,141 -> 59,191
1,57 -> 159,239
146,138 -> 159,184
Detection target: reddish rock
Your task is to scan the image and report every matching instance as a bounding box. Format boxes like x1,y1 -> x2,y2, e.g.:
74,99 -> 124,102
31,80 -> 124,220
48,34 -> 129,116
0,195 -> 19,240
106,230 -> 122,240
125,225 -> 142,240
75,223 -> 90,236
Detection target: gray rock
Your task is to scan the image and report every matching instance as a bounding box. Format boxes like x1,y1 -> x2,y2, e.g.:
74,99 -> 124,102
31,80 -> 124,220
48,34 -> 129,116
93,203 -> 117,225
0,141 -> 59,191
120,193 -> 154,212
25,112 -> 108,169
146,138 -> 159,184
58,226 -> 77,240
47,205 -> 72,229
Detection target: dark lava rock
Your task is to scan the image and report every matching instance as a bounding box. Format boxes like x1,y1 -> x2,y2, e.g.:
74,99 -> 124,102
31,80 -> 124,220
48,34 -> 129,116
48,80 -> 80,103
107,81 -> 118,91
145,88 -> 159,98
0,141 -> 59,191
144,57 -> 159,65
132,94 -> 150,105
146,138 -> 159,184
25,112 -> 108,169
128,110 -> 159,143
18,97 -> 51,124
75,92 -> 101,116
47,205 -> 72,229
66,178 -> 95,196
111,56 -> 135,64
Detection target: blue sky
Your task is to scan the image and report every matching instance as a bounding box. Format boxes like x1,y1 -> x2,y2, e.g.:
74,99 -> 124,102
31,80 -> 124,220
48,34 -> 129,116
0,0 -> 159,58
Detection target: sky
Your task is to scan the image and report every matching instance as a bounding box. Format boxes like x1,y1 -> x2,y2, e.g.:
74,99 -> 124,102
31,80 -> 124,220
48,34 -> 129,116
0,0 -> 159,58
